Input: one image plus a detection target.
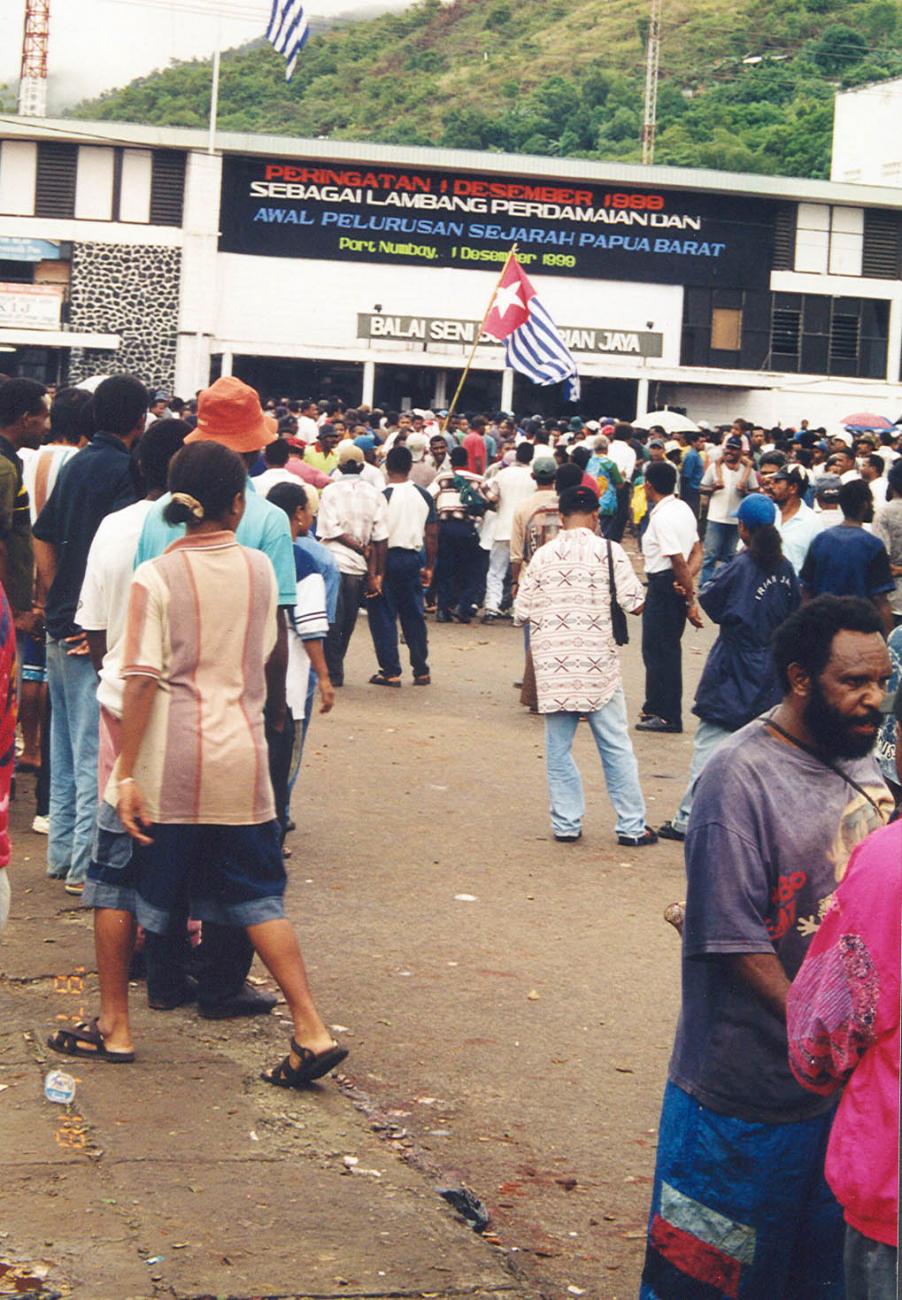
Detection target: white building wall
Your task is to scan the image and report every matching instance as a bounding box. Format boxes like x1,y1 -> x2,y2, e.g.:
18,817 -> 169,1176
832,78 -> 902,187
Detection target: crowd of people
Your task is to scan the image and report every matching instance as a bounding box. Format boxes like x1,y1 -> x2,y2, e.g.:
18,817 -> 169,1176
0,372 -> 898,1297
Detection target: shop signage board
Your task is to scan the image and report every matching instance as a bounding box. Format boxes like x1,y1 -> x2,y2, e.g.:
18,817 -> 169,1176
0,283 -> 64,329
357,311 -> 663,357
220,155 -> 776,287
0,237 -> 65,263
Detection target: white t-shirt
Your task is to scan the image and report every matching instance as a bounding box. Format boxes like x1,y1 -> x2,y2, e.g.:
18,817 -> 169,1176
701,462 -> 757,524
607,439 -> 636,482
487,463 -> 536,542
286,569 -> 328,716
641,495 -> 699,573
77,499 -> 155,717
867,476 -> 888,509
297,415 -> 319,442
254,467 -> 297,498
23,444 -> 80,523
383,480 -> 436,551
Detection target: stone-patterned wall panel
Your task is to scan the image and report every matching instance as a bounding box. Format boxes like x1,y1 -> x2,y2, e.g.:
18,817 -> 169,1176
67,242 -> 181,392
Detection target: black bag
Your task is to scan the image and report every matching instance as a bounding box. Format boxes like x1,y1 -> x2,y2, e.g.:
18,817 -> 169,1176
606,539 -> 629,646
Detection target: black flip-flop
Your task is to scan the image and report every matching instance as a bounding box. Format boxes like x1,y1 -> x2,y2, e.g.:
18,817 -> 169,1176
261,1038 -> 348,1090
369,673 -> 401,688
47,1017 -> 135,1064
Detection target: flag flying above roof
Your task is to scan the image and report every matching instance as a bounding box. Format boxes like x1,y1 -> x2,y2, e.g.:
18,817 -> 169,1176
483,253 -> 580,402
266,0 -> 309,80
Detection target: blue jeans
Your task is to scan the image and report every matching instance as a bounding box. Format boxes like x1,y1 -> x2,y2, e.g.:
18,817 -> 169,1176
844,1225 -> 897,1299
671,719 -> 733,833
543,687 -> 646,838
46,638 -> 99,884
701,520 -> 739,587
367,548 -> 429,678
642,1082 -> 844,1298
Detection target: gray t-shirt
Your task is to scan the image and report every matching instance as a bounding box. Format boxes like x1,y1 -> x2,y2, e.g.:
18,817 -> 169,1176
669,712 -> 892,1123
873,498 -> 902,615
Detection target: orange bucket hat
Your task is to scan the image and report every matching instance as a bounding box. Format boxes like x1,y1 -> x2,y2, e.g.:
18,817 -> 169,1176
185,377 -> 277,452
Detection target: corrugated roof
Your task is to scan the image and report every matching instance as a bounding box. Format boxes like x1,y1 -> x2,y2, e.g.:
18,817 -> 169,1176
2,113 -> 902,209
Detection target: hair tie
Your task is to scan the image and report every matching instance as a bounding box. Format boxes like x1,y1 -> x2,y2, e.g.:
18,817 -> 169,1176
171,492 -> 205,520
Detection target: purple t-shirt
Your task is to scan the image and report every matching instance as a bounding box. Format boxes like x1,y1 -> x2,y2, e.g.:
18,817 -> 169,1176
669,712 -> 892,1123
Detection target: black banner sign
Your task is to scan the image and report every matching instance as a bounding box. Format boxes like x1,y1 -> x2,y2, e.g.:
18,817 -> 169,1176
219,155 -> 776,288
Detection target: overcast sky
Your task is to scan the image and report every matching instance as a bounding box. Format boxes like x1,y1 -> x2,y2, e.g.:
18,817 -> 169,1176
1,0 -> 409,109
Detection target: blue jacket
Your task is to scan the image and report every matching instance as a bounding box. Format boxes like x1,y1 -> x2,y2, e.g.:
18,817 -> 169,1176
694,550 -> 801,731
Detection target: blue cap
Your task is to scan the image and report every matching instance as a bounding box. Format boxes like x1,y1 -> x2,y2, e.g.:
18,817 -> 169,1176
732,493 -> 776,527
354,434 -> 376,452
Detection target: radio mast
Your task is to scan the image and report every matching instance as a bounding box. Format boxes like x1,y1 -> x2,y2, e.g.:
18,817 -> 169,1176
18,0 -> 51,118
641,0 -> 662,165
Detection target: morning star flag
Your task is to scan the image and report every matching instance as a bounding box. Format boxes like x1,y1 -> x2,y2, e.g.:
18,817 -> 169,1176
266,0 -> 310,80
483,253 -> 580,401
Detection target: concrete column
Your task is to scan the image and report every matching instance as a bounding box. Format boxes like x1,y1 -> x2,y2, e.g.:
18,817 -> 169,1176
432,369 -> 448,408
221,350 -> 233,377
362,359 -> 376,408
500,367 -> 514,413
886,295 -> 902,384
635,376 -> 650,419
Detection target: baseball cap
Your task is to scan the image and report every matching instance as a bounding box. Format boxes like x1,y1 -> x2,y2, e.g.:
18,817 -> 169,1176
724,435 -> 744,451
337,441 -> 364,466
559,485 -> 600,516
814,473 -> 842,503
832,430 -> 854,447
732,494 -> 776,527
186,377 -> 277,453
353,434 -> 376,452
532,456 -> 557,482
772,466 -> 806,488
648,438 -> 665,449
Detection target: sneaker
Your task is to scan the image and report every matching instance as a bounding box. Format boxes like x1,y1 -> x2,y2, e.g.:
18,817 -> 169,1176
617,828 -> 659,848
657,821 -> 686,842
32,814 -> 50,835
635,716 -> 682,733
481,611 -> 502,624
554,830 -> 582,842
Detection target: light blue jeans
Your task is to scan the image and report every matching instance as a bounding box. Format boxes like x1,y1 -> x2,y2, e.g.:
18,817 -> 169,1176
544,687 -> 646,838
671,718 -> 732,834
46,639 -> 99,884
700,520 -> 738,587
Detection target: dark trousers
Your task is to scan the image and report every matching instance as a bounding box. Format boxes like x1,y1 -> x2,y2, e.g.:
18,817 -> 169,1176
324,572 -> 365,686
36,693 -> 51,817
436,519 -> 481,616
608,484 -> 631,543
266,708 -> 295,842
680,486 -> 701,521
144,905 -> 254,1008
367,548 -> 429,678
641,570 -> 688,729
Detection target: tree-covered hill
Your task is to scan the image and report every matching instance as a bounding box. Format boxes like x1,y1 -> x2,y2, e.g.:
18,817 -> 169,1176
68,0 -> 902,179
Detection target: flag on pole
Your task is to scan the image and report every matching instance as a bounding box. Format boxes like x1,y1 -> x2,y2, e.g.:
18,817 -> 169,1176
483,253 -> 580,401
266,0 -> 310,80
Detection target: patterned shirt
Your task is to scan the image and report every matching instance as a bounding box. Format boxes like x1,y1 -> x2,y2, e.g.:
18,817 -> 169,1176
513,526 -> 644,713
317,473 -> 389,576
113,532 -> 277,825
428,468 -> 486,523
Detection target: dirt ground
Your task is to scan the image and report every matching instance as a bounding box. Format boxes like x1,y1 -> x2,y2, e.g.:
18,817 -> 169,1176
0,548 -> 715,1300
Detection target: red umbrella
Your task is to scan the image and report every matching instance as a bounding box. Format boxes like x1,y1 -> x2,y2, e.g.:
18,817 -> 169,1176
842,412 -> 895,431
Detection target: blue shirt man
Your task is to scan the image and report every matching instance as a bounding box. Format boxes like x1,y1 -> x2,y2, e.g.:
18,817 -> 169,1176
799,480 -> 894,632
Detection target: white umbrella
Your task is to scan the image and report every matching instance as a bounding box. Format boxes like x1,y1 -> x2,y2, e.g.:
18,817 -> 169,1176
634,409 -> 700,434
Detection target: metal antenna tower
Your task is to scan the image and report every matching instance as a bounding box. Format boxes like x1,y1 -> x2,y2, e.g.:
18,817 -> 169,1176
641,0 -> 662,165
18,0 -> 51,118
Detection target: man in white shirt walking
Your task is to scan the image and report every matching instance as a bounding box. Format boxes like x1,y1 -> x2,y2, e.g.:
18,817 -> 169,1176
638,461 -> 702,734
699,435 -> 756,586
482,443 -> 536,622
514,485 -> 656,847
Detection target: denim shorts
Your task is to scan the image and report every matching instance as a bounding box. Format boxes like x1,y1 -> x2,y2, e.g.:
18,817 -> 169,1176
83,802 -> 287,933
18,632 -> 47,683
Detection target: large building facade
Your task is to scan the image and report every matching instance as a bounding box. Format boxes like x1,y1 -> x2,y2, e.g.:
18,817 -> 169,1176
1,116 -> 900,425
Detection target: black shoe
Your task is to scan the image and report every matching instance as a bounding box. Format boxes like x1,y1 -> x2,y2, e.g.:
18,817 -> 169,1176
436,611 -> 452,623
635,716 -> 682,733
658,821 -> 686,842
554,830 -> 582,842
285,818 -> 296,833
481,612 -> 501,624
617,828 -> 660,848
198,982 -> 278,1020
148,975 -> 198,1011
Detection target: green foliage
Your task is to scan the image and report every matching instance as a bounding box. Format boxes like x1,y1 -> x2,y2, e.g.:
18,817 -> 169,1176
65,0 -> 902,180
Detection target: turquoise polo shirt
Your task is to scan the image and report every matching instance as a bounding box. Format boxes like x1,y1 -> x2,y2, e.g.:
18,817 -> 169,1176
134,477 -> 297,605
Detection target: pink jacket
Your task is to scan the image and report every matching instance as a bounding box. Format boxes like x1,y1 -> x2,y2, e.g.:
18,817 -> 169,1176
787,820 -> 900,1246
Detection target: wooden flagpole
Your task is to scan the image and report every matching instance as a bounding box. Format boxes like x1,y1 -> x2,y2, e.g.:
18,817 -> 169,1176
440,244 -> 518,437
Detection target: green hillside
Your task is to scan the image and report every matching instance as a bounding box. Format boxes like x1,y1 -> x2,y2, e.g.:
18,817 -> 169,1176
68,0 -> 902,178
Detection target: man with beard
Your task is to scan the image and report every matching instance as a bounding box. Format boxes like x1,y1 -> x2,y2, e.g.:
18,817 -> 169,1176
642,595 -> 893,1300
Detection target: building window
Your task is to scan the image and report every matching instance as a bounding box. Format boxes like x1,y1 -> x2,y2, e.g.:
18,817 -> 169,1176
793,203 -> 864,277
829,310 -> 860,365
711,307 -> 741,351
149,150 -> 186,226
771,306 -> 801,359
862,210 -> 902,279
34,142 -> 77,219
